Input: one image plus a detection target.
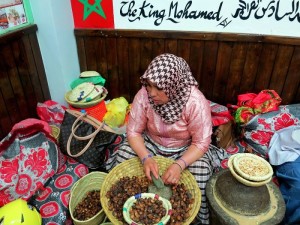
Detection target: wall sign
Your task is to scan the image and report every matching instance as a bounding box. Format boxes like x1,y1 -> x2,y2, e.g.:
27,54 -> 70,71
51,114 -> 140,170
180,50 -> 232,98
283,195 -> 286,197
71,0 -> 300,37
0,0 -> 33,35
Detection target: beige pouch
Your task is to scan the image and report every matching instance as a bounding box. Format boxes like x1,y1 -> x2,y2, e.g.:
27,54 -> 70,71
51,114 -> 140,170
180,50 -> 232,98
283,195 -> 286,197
213,121 -> 236,149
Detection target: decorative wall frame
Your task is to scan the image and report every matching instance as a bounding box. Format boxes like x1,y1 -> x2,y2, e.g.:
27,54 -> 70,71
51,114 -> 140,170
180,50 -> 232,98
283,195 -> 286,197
0,0 -> 33,35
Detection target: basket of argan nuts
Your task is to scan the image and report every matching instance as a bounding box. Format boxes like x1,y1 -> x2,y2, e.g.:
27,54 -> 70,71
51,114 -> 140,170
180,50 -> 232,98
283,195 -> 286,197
100,156 -> 201,225
69,171 -> 107,225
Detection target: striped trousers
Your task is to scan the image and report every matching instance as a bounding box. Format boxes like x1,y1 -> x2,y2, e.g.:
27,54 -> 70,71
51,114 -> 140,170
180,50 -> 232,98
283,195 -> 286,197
105,135 -> 229,225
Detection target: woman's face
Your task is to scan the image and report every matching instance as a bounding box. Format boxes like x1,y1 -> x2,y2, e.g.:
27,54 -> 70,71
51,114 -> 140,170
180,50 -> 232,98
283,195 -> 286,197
145,80 -> 169,105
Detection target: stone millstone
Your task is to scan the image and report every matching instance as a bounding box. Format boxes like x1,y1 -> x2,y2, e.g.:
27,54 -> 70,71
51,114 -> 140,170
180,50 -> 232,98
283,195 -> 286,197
214,170 -> 270,216
206,169 -> 286,225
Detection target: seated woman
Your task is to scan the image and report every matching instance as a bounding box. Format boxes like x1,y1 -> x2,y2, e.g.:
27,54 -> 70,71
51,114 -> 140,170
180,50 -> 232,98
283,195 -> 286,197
105,53 -> 228,224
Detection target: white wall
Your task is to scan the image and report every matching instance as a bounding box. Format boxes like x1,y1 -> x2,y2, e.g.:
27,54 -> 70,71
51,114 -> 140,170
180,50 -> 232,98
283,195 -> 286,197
28,0 -> 80,106
114,0 -> 300,37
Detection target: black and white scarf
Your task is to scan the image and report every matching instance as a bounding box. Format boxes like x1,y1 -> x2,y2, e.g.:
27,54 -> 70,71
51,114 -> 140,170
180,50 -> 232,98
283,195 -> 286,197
141,53 -> 198,124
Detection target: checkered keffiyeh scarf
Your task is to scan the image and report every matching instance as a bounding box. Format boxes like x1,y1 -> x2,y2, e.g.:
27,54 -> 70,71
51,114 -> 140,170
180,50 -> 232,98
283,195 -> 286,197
141,53 -> 198,124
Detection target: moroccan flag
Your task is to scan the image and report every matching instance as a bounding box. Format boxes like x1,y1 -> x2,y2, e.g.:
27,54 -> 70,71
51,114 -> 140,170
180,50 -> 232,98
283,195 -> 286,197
70,0 -> 114,28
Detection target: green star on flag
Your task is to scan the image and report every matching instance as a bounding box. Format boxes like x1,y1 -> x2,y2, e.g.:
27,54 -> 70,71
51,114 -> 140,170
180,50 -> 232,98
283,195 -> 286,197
79,0 -> 106,20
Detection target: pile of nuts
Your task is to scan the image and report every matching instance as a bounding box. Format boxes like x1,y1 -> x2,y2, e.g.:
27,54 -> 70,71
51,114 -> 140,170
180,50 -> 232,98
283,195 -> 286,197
168,183 -> 195,224
106,176 -> 150,222
73,190 -> 102,221
106,176 -> 194,225
130,197 -> 167,224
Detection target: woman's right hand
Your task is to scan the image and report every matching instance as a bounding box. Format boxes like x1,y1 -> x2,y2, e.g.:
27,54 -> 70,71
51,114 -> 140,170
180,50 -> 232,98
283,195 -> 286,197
143,157 -> 159,181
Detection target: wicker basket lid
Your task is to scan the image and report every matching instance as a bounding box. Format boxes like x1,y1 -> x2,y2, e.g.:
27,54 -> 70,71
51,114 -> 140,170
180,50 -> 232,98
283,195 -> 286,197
228,155 -> 272,187
232,153 -> 273,182
79,85 -> 104,103
68,82 -> 95,102
65,87 -> 107,108
80,71 -> 100,78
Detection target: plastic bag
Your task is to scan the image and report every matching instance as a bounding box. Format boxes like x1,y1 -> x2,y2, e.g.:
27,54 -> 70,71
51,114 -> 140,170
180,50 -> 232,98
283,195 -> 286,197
103,97 -> 129,128
37,100 -> 67,126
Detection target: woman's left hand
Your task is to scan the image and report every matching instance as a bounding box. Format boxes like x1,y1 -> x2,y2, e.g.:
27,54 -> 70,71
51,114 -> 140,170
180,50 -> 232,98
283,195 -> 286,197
162,163 -> 182,185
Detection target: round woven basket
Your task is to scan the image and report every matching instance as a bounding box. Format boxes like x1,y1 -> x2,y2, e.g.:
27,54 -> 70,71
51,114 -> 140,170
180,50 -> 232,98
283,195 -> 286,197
228,155 -> 272,187
70,172 -> 107,225
65,87 -> 108,108
123,193 -> 172,225
100,156 -> 201,225
232,153 -> 273,182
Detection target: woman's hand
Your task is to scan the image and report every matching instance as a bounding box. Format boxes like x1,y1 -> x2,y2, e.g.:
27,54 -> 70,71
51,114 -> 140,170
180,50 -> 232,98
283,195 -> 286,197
162,163 -> 182,185
143,157 -> 159,181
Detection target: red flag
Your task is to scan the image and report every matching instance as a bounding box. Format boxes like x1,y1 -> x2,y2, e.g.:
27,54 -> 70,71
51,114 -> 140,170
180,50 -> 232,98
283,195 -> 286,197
70,0 -> 114,28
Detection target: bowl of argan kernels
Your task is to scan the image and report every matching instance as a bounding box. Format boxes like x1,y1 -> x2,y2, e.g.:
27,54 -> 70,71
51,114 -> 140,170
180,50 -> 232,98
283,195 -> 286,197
123,193 -> 172,225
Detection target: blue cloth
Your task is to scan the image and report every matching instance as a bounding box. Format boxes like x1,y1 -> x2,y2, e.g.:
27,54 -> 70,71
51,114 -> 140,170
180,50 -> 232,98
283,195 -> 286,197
276,156 -> 300,225
268,126 -> 300,166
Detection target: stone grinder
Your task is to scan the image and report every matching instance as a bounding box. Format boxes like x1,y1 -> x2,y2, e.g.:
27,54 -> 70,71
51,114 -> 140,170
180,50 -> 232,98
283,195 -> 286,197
206,169 -> 286,225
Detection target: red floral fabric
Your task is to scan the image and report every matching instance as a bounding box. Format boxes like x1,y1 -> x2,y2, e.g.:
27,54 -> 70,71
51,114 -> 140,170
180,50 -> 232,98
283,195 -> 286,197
30,157 -> 89,225
0,133 -> 56,206
234,90 -> 282,124
0,118 -> 65,207
242,104 -> 300,157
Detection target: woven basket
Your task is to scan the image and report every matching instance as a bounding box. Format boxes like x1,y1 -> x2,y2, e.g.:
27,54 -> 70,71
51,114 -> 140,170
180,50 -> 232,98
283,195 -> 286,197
50,125 -> 60,141
232,153 -> 273,182
65,87 -> 108,108
99,216 -> 113,225
100,156 -> 201,225
70,172 -> 107,225
228,155 -> 272,187
123,193 -> 172,224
